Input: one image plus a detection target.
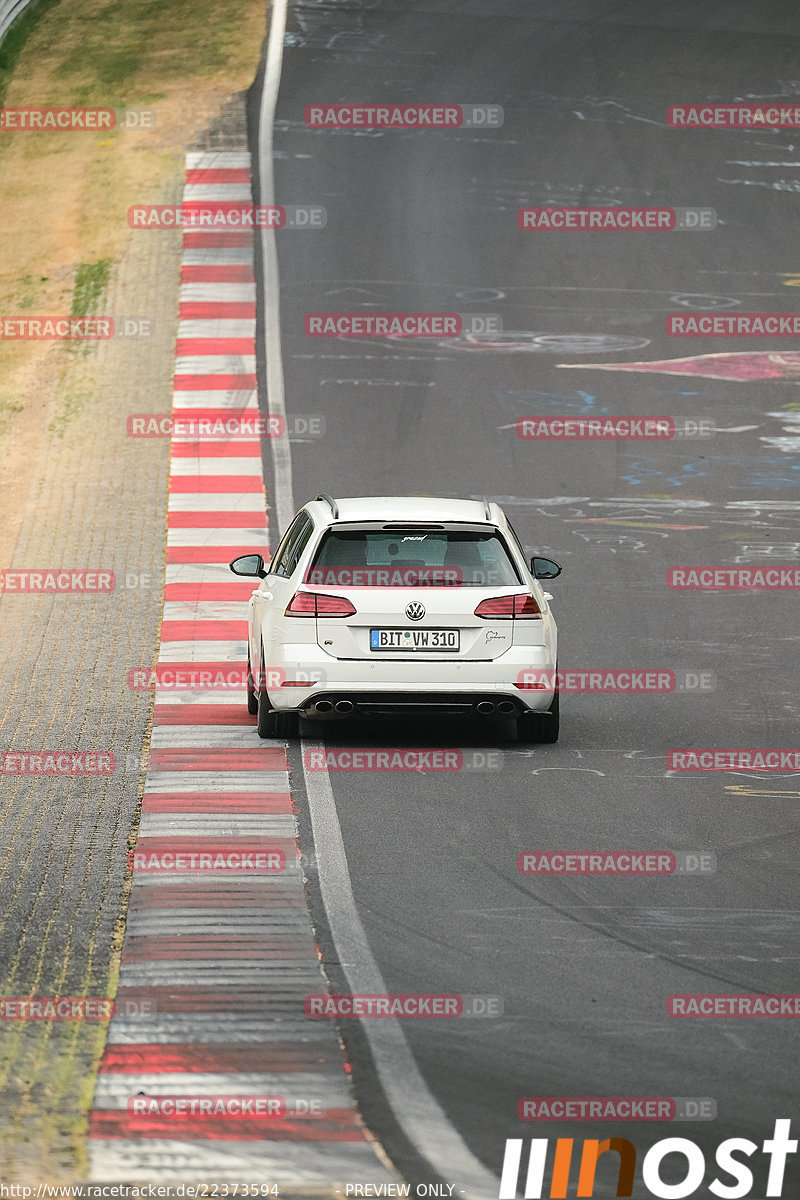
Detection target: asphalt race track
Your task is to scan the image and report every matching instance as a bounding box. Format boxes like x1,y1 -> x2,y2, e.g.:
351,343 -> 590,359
249,0 -> 800,1192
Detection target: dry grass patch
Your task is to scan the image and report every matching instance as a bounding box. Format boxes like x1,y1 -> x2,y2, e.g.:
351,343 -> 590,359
0,0 -> 265,562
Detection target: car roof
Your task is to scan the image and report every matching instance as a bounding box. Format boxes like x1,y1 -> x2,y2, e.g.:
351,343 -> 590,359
307,496 -> 507,525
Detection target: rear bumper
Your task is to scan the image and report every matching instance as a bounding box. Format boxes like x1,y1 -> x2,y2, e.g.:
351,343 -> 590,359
300,691 -> 546,718
268,647 -> 556,715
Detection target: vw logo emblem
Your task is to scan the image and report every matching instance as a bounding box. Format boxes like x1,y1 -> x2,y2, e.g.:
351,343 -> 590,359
405,601 -> 425,622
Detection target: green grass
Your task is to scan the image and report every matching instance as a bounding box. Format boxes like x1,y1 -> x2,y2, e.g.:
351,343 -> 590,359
50,0 -> 260,105
48,390 -> 89,435
0,0 -> 64,106
70,259 -> 111,317
0,395 -> 24,433
3,0 -> 259,112
66,259 -> 112,359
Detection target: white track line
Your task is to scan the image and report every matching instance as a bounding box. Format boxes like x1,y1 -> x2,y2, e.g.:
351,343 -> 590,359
258,3 -> 502,1190
258,0 -> 294,539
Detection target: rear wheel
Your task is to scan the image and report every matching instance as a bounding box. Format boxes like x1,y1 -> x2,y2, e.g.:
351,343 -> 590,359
256,649 -> 299,738
246,651 -> 258,715
256,644 -> 277,737
517,686 -> 559,744
257,700 -> 298,739
272,710 -> 299,738
256,686 -> 277,738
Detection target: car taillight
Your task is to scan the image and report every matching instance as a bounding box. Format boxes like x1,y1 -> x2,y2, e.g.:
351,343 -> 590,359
285,591 -> 356,617
474,594 -> 542,619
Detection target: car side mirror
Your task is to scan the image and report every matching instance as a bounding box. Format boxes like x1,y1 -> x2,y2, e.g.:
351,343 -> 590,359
531,556 -> 562,580
229,553 -> 267,579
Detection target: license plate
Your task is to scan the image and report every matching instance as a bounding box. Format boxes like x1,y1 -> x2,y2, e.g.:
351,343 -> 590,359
370,628 -> 460,652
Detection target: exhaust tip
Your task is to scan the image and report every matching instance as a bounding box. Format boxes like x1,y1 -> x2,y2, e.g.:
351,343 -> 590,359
476,700 -> 495,715
314,699 -> 334,714
497,700 -> 516,715
334,699 -> 355,714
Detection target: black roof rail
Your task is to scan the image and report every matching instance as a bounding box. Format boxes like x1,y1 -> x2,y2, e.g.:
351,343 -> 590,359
316,493 -> 339,519
480,496 -> 492,521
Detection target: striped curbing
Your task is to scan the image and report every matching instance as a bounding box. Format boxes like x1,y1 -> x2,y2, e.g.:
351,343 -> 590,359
89,150 -> 396,1189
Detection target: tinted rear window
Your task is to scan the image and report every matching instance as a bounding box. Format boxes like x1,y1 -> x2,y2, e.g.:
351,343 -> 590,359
305,529 -> 520,587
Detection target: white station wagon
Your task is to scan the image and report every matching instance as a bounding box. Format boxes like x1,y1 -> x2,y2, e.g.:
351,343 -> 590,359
230,495 -> 560,742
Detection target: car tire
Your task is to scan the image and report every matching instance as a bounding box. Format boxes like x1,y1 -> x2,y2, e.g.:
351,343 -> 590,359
272,710 -> 299,739
246,651 -> 258,716
256,688 -> 277,738
256,644 -> 277,737
517,685 -> 559,744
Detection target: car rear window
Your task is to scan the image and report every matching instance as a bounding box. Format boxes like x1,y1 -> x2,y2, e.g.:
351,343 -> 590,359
305,529 -> 521,587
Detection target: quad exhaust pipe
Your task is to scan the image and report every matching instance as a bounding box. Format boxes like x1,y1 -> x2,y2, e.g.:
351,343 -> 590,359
309,696 -> 517,718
